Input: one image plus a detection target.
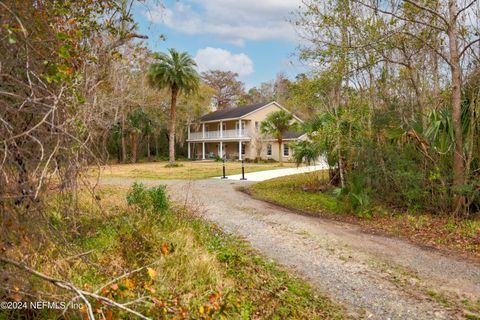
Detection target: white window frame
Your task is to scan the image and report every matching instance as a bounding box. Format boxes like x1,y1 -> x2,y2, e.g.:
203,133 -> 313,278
283,143 -> 289,157
266,144 -> 272,156
235,122 -> 246,132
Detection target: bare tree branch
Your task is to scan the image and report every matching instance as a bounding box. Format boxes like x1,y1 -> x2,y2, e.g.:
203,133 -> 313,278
0,256 -> 151,320
459,37 -> 480,57
352,0 -> 447,32
456,0 -> 478,19
403,0 -> 449,25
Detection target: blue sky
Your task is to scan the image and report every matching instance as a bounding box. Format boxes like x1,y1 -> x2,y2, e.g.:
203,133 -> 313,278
133,0 -> 305,88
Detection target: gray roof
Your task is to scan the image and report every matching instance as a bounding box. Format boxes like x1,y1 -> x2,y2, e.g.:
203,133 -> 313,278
264,131 -> 305,141
200,102 -> 269,122
283,131 -> 304,139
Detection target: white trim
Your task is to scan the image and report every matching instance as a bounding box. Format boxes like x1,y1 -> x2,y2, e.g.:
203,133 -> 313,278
266,143 -> 272,156
199,117 -> 244,123
187,137 -> 252,142
187,132 -> 305,143
283,143 -> 290,157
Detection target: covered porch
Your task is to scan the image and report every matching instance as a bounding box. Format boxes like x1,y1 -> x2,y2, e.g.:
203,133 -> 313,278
188,141 -> 249,160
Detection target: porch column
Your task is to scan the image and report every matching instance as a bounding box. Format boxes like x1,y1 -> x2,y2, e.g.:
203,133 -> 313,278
220,121 -> 223,138
202,142 -> 205,160
188,123 -> 191,140
220,141 -> 223,158
187,142 -> 191,159
238,119 -> 242,137
238,141 -> 242,160
202,123 -> 205,139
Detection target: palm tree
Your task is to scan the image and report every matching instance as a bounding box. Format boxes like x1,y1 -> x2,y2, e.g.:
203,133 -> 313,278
260,110 -> 298,166
147,49 -> 200,165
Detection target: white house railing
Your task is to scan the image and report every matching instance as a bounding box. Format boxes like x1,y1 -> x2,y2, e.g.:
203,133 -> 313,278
189,129 -> 250,140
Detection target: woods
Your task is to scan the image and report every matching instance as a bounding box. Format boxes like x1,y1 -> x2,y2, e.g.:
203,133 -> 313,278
292,0 -> 480,216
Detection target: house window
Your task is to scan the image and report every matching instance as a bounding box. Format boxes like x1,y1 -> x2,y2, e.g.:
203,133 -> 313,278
242,142 -> 246,155
255,121 -> 259,132
283,143 -> 289,157
266,144 -> 272,156
235,121 -> 246,133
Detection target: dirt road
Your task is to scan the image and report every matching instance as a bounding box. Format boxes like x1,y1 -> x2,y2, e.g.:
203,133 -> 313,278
101,177 -> 480,319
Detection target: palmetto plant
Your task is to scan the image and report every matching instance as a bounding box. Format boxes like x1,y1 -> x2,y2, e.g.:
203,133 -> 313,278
147,49 -> 200,164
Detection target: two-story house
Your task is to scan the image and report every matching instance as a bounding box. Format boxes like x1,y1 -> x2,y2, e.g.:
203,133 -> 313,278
187,101 -> 305,161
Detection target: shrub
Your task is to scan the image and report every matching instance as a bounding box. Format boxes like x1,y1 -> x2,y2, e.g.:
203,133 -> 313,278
126,182 -> 169,214
338,173 -> 372,216
126,182 -> 150,210
148,185 -> 169,213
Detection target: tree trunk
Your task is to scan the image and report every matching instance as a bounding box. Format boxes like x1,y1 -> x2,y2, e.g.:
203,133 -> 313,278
368,66 -> 374,132
117,133 -> 122,163
147,133 -> 151,161
121,114 -> 127,163
154,133 -> 159,158
447,0 -> 465,213
130,131 -> 138,163
278,137 -> 283,166
432,50 -> 440,102
169,86 -> 178,165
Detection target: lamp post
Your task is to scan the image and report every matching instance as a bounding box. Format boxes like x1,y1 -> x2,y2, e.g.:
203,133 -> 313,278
221,157 -> 228,179
240,159 -> 247,180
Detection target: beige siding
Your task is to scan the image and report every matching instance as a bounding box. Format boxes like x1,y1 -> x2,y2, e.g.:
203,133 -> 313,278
261,141 -> 293,161
242,103 -> 282,134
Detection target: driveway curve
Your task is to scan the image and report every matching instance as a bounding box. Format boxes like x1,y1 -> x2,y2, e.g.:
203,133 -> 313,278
100,177 -> 480,319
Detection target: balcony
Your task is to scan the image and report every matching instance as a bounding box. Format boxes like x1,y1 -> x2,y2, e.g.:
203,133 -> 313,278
189,129 -> 250,140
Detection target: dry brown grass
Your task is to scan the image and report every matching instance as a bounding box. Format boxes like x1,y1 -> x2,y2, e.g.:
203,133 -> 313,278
92,161 -> 296,180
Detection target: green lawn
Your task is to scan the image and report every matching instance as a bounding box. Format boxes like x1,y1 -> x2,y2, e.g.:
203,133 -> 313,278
92,160 -> 296,180
249,171 -> 339,214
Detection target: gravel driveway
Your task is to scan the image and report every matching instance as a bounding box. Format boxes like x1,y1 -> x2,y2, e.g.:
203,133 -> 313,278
100,177 -> 480,319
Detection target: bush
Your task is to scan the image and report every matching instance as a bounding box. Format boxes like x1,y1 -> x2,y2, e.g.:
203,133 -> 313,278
126,182 -> 169,214
148,185 -> 170,213
337,173 -> 372,216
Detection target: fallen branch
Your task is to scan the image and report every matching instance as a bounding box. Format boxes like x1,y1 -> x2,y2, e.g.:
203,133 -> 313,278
94,259 -> 161,294
64,249 -> 95,261
0,256 -> 151,320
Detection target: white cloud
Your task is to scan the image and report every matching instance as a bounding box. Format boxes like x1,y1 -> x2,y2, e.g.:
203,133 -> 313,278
144,0 -> 301,46
194,47 -> 254,76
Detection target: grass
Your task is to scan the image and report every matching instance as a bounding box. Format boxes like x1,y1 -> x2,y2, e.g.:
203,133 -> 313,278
1,183 -> 347,319
91,160 -> 296,180
249,171 -> 338,214
249,172 -> 480,259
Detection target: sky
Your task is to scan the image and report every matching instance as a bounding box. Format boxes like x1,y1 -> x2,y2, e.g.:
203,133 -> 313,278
133,0 -> 305,88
